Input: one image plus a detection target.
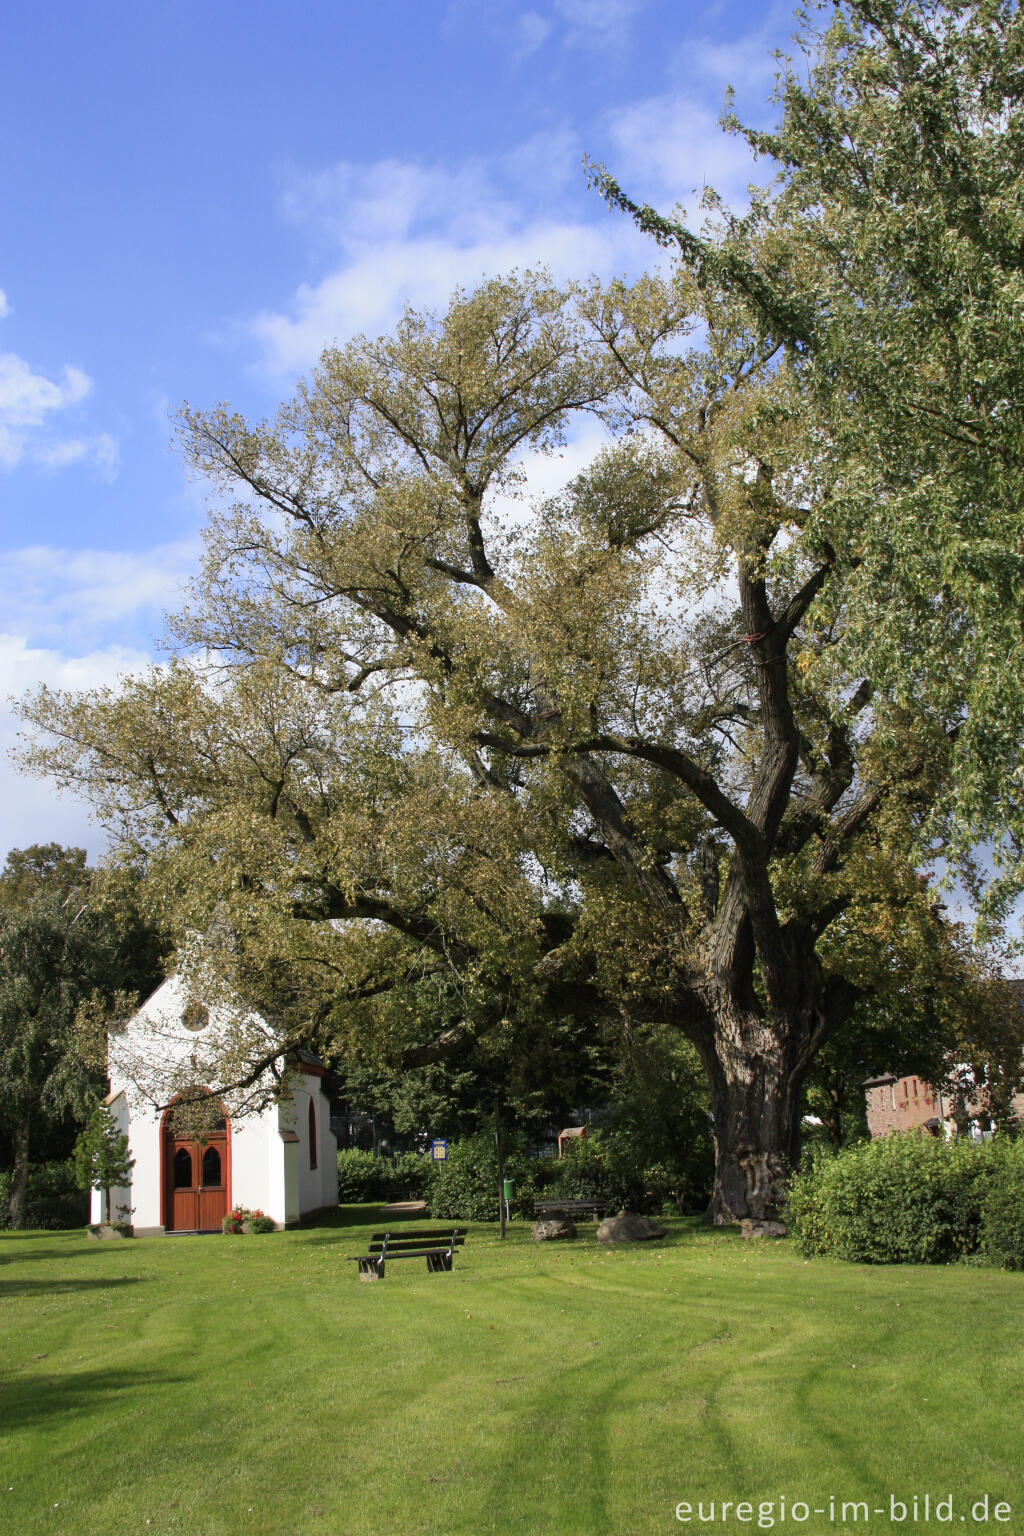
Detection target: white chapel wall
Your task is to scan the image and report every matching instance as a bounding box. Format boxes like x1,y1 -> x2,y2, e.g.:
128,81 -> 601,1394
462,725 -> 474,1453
105,974 -> 337,1232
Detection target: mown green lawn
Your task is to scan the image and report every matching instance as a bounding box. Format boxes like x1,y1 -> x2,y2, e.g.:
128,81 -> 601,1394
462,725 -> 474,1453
1,1209 -> 1020,1536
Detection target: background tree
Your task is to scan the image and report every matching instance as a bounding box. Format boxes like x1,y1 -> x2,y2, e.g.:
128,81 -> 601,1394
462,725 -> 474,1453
332,1006 -> 614,1150
72,1103 -> 135,1225
0,845 -> 163,1226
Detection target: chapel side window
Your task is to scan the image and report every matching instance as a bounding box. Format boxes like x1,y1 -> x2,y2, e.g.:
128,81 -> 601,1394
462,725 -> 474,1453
308,1099 -> 318,1171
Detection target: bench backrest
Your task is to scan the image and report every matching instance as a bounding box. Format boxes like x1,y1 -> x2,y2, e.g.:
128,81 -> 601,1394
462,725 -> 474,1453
534,1200 -> 603,1212
367,1228 -> 466,1254
370,1228 -> 466,1240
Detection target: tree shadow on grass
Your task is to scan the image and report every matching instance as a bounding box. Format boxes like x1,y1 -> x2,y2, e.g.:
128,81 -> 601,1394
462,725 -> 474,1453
0,1273 -> 146,1298
477,1357 -> 650,1533
0,1364 -> 185,1433
297,1205 -> 444,1243
299,1204 -> 385,1232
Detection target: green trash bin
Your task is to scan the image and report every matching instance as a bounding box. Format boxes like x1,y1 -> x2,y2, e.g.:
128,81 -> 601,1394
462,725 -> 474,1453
503,1177 -> 516,1202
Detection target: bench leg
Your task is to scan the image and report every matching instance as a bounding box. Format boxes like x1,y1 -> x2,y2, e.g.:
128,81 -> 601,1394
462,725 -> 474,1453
425,1253 -> 452,1273
358,1257 -> 384,1280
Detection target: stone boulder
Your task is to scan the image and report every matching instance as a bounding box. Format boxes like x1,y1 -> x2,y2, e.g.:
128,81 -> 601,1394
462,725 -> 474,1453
596,1209 -> 667,1243
532,1217 -> 577,1242
739,1218 -> 787,1240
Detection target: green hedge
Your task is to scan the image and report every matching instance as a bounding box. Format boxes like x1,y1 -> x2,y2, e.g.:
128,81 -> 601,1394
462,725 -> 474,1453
427,1133 -> 541,1222
337,1125 -> 705,1222
0,1160 -> 91,1230
544,1131 -> 699,1216
389,1150 -> 434,1200
336,1149 -> 391,1203
787,1133 -> 1024,1266
981,1154 -> 1024,1269
335,1148 -> 435,1204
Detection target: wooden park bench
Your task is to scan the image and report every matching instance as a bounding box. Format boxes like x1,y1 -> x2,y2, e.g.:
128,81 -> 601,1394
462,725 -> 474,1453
380,1182 -> 420,1203
533,1199 -> 607,1222
347,1227 -> 466,1279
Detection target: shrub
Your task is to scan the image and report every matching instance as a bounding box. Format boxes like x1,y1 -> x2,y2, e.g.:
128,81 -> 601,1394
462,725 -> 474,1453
980,1140 -> 1024,1270
786,1133 -> 1009,1264
545,1135 -> 628,1208
73,1106 -> 134,1223
249,1213 -> 277,1234
545,1131 -> 699,1215
0,1160 -> 90,1231
335,1148 -> 391,1203
389,1150 -> 434,1200
427,1132 -> 539,1222
336,1147 -> 436,1205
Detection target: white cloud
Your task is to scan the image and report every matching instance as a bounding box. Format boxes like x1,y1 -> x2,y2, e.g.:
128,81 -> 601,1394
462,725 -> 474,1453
0,633 -> 153,862
690,33 -> 785,94
605,92 -> 762,210
501,126 -> 583,199
252,221 -> 647,375
0,539 -> 201,651
253,143 -> 654,375
0,293 -> 119,476
36,431 -> 120,481
244,68 -> 767,381
513,9 -> 553,57
0,352 -> 92,468
279,156 -> 519,248
684,3 -> 799,100
0,342 -> 123,478
553,0 -> 646,48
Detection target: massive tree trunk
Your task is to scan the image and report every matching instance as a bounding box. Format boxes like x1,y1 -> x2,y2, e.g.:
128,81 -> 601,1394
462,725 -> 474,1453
696,985 -> 819,1224
693,961 -> 857,1221
703,1043 -> 804,1224
9,1118 -> 30,1229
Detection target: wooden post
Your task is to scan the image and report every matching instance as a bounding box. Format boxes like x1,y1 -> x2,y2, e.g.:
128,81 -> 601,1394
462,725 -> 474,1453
495,1099 -> 506,1240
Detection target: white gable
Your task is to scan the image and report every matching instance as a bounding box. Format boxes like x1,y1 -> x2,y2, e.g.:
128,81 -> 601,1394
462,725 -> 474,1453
96,976 -> 338,1234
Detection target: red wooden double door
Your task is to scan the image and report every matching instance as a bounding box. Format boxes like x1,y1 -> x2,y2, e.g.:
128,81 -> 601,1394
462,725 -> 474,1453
163,1108 -> 231,1232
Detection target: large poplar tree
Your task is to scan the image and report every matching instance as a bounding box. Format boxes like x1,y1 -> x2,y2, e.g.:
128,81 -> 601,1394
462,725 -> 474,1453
595,0 -> 1024,912
19,255 -> 996,1220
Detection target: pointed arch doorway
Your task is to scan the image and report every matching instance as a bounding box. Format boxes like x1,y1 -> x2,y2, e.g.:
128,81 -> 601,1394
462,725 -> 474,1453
162,1098 -> 231,1232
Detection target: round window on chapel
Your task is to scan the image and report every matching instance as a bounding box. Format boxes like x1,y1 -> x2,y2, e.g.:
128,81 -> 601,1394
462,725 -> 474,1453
182,1002 -> 210,1033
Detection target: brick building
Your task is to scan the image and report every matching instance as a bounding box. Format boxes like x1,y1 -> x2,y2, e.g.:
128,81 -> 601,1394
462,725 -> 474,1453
862,1074 -> 955,1139
863,980 -> 1024,1140
863,1072 -> 1024,1141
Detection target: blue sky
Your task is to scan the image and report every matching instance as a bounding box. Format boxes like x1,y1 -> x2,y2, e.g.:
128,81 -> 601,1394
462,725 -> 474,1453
1,0 -> 800,859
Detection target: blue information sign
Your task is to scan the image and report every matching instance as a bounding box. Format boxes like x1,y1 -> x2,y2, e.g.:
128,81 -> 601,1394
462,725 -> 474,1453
431,1139 -> 448,1161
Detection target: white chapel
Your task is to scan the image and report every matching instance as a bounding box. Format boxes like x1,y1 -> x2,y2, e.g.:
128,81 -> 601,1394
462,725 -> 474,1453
95,974 -> 338,1234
